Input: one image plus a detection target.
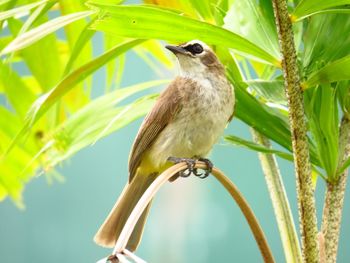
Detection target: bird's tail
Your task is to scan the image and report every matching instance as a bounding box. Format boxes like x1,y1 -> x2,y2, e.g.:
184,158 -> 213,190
94,172 -> 157,251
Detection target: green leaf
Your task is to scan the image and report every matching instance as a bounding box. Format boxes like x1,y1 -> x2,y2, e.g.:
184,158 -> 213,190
63,18 -> 96,76
60,0 -> 93,72
223,0 -> 280,59
0,0 -> 47,22
292,0 -> 350,21
305,55 -> 350,88
61,80 -> 169,139
302,14 -> 350,80
294,8 -> 350,22
23,80 -> 167,173
0,107 -> 39,207
304,85 -> 339,179
187,0 -> 213,21
7,17 -> 62,91
225,135 -> 294,161
134,43 -> 170,77
0,61 -> 36,117
1,10 -> 95,55
139,40 -> 173,69
228,69 -> 321,167
45,95 -> 158,167
103,34 -> 124,89
0,0 -> 11,6
246,79 -> 286,104
30,39 -> 143,121
4,39 -> 143,156
88,3 -> 280,66
18,0 -> 58,35
231,78 -> 292,152
337,156 -> 350,176
337,81 -> 350,114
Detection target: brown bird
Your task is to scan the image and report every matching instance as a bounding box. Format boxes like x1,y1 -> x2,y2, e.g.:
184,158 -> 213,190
94,40 -> 235,251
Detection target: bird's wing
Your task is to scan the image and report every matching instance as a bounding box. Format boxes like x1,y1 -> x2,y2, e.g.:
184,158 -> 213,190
128,77 -> 188,181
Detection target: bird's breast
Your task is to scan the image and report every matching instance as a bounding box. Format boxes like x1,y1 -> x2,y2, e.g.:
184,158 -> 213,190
148,76 -> 234,171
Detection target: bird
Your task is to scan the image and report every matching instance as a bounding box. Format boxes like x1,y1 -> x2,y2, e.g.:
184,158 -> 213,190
94,40 -> 235,251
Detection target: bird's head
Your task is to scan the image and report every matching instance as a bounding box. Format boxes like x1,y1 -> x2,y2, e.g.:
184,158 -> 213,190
166,40 -> 224,76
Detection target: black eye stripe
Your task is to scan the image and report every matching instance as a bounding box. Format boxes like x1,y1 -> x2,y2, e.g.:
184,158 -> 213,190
184,43 -> 204,55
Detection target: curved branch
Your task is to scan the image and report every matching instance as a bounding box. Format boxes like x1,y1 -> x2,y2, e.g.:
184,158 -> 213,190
103,162 -> 275,263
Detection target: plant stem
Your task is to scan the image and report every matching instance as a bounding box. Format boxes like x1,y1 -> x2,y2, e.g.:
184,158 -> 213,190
271,0 -> 320,262
211,164 -> 275,263
321,116 -> 350,263
110,162 -> 275,263
251,129 -> 302,263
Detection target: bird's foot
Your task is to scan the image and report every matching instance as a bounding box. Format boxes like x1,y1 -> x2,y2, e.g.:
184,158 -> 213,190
167,157 -> 196,178
107,254 -> 119,263
193,158 -> 213,179
167,157 -> 213,179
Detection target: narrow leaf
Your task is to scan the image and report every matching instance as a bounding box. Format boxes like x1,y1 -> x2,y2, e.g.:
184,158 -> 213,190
63,18 -> 96,75
187,0 -> 213,21
223,0 -> 280,59
0,61 -> 36,117
228,70 -> 321,167
88,3 -> 280,66
292,0 -> 350,21
46,95 -> 157,167
304,55 -> 350,88
302,14 -> 350,72
30,39 -> 143,122
0,0 -> 47,22
225,135 -> 294,161
4,39 -> 143,156
0,0 -> 11,6
337,156 -> 350,176
304,85 -> 339,179
294,8 -> 350,22
1,10 -> 95,55
246,79 -> 286,104
8,17 -> 62,90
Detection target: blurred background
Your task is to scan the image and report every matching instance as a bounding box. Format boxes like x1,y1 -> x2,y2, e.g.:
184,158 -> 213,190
1,1 -> 350,262
1,33 -> 350,263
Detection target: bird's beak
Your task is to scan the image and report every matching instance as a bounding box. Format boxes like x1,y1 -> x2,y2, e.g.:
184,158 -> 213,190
166,45 -> 187,55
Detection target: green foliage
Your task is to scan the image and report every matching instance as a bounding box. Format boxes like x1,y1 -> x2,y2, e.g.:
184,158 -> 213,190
292,0 -> 350,21
305,55 -> 350,87
0,1 -> 146,206
225,135 -> 293,161
2,10 -> 94,55
88,3 -> 280,65
223,0 -> 279,59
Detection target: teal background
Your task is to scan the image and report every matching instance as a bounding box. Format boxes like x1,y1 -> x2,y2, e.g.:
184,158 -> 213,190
1,36 -> 350,263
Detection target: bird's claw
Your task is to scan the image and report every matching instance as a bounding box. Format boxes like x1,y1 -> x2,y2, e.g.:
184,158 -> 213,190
195,158 -> 213,179
167,157 -> 196,177
107,254 -> 119,263
167,157 -> 213,179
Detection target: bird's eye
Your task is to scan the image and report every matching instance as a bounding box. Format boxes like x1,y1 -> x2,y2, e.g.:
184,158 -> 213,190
184,43 -> 204,55
192,43 -> 203,54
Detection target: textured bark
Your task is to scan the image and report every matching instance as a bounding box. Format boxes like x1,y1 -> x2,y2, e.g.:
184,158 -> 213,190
252,129 -> 302,263
271,0 -> 320,262
321,116 -> 350,263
